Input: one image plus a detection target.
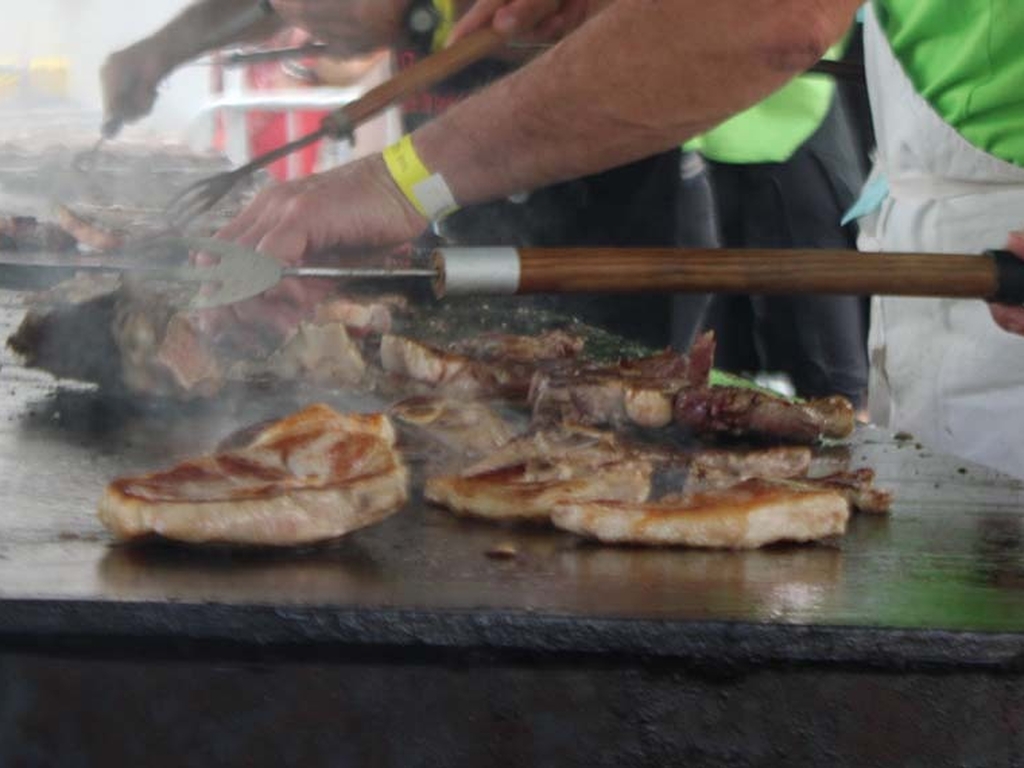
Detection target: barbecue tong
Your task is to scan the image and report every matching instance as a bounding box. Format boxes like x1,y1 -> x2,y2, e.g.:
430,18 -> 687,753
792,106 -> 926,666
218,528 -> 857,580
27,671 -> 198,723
214,244 -> 1024,306
164,27 -> 505,227
5,242 -> 1023,308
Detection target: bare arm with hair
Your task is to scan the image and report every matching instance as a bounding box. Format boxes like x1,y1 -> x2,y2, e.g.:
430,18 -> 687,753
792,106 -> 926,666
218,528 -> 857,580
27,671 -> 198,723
102,0 -> 285,132
205,0 -> 862,340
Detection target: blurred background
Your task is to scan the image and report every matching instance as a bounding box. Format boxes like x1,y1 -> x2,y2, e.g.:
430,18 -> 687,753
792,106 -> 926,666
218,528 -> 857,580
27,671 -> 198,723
0,0 -> 207,136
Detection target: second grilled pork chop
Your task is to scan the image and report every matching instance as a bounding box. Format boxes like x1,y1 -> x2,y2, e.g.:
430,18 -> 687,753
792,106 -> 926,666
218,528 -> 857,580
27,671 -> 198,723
425,426 -> 653,521
552,479 -> 849,549
98,404 -> 409,546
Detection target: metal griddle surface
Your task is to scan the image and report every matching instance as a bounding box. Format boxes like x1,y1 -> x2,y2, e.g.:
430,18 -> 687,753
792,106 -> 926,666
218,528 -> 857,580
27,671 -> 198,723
2,292 -> 1024,669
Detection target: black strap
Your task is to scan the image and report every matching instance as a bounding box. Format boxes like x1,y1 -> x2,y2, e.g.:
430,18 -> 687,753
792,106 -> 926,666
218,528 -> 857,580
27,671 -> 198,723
988,249 -> 1024,304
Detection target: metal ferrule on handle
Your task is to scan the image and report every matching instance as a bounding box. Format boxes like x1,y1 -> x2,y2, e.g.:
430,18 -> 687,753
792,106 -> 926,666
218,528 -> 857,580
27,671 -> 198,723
432,247 -> 521,296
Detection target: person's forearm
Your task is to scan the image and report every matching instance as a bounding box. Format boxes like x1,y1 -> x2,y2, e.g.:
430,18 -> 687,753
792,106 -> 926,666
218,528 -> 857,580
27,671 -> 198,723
140,0 -> 285,74
415,0 -> 860,205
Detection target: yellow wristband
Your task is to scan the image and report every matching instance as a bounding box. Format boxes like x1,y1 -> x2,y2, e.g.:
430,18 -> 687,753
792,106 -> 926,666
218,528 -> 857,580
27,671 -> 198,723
382,135 -> 459,221
431,0 -> 456,53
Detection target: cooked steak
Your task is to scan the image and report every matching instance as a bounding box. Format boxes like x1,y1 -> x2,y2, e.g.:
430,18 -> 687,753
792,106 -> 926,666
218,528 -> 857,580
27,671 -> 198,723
54,204 -> 125,252
0,214 -> 77,252
797,468 -> 892,514
380,329 -> 584,400
674,387 -> 855,444
552,479 -> 849,549
7,275 -> 124,389
389,396 -> 520,465
426,458 -> 653,522
686,446 -> 813,490
529,333 -> 715,428
98,404 -> 409,546
265,321 -> 366,386
313,295 -> 407,338
447,329 -> 584,362
425,424 -> 653,521
380,334 -> 480,393
458,425 -> 636,477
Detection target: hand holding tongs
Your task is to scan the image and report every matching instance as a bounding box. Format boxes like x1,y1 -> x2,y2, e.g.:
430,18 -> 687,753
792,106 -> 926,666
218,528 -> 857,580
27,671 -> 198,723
164,27 -> 505,228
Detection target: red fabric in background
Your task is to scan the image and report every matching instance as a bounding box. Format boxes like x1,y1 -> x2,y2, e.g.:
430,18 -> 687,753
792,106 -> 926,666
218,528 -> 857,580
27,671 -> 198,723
213,29 -> 328,181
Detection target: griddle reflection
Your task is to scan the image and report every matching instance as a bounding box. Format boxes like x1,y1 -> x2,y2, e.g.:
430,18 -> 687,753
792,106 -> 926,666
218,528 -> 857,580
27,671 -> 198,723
554,540 -> 844,622
97,537 -> 389,603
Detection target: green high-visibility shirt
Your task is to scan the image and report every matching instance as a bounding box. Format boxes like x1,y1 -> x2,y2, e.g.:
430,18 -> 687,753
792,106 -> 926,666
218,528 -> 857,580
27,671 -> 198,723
874,0 -> 1024,167
685,46 -> 842,166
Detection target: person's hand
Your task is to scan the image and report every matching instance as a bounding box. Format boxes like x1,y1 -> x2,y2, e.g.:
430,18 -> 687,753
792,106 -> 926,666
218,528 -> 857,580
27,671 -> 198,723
196,154 -> 428,343
449,0 -> 590,45
99,40 -> 171,133
989,231 -> 1024,336
269,0 -> 408,53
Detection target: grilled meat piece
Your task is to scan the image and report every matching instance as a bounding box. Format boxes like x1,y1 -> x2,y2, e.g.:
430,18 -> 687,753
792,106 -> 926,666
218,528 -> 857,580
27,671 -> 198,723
0,214 -> 77,252
389,396 -> 520,465
425,425 -> 653,521
426,459 -> 653,522
380,334 -> 480,393
460,425 -> 634,476
798,468 -> 892,514
7,275 -> 123,388
448,329 -> 584,362
313,295 -> 407,338
687,446 -> 813,490
54,205 -> 125,252
113,285 -> 227,399
529,332 -> 715,428
552,478 -> 849,549
265,321 -> 366,386
674,387 -> 855,444
380,329 -> 585,400
98,405 -> 409,547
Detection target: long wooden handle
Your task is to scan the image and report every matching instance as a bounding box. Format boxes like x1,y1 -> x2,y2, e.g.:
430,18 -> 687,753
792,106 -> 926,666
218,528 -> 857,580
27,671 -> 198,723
514,248 -> 1003,298
512,247 -> 1024,300
328,28 -> 505,131
434,247 -> 1024,302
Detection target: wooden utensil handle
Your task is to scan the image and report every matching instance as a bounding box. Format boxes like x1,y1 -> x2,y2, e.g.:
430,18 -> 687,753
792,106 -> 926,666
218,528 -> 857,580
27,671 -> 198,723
512,247 -> 1014,300
328,28 -> 505,131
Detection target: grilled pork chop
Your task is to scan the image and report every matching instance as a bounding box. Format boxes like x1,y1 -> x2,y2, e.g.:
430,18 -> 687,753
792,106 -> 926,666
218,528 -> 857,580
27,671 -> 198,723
552,479 -> 849,549
98,404 -> 409,546
426,460 -> 653,522
425,425 -> 653,521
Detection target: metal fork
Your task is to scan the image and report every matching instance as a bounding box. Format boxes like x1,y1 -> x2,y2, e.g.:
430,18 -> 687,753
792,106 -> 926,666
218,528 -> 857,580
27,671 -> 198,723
163,27 -> 505,228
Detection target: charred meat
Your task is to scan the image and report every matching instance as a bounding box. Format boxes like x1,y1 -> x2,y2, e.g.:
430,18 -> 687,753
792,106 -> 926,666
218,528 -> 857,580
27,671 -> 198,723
529,332 -> 715,428
674,387 -> 855,444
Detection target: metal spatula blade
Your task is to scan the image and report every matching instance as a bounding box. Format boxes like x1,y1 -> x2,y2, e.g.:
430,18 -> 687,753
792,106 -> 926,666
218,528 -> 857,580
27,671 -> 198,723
0,237 -> 434,308
182,239 -> 436,309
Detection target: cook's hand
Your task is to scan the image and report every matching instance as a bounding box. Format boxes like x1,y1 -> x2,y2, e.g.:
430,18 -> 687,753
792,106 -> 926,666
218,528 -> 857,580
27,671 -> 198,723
269,0 -> 408,53
100,41 -> 170,133
989,231 -> 1024,335
198,154 -> 428,343
449,0 -> 590,45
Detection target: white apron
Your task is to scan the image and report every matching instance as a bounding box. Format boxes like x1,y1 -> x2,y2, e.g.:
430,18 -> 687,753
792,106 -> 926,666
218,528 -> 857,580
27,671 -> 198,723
861,6 -> 1024,479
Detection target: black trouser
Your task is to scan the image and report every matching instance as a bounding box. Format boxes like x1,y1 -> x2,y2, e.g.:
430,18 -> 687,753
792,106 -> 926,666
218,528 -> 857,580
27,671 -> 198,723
675,96 -> 870,406
435,148 -> 711,349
